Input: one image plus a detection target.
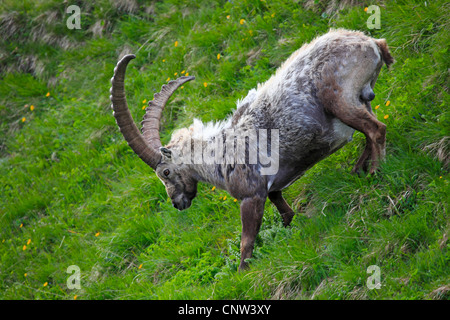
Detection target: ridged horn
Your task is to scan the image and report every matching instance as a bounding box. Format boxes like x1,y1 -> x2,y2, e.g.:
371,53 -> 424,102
110,54 -> 161,169
141,76 -> 195,150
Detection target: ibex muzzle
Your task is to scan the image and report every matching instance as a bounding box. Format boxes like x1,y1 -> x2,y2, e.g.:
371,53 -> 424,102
110,29 -> 393,271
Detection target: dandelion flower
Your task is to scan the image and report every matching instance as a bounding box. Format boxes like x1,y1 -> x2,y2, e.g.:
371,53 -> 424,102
223,196 -> 227,200
142,99 -> 147,104
217,53 -> 221,60
439,176 -> 442,179
226,15 -> 230,19
219,197 -> 222,200
20,223 -> 23,228
180,86 -> 184,89
30,105 -> 35,111
21,117 -> 26,122
174,41 -> 178,47
384,114 -> 389,119
46,92 -> 50,97
138,264 -> 143,269
364,7 -> 368,12
385,100 -> 391,106
211,186 -> 216,191
240,19 -> 245,25
375,105 -> 380,110
142,106 -> 146,110
43,282 -> 48,287
95,232 -> 100,237
74,295 -> 78,300
271,12 -> 275,18
166,77 -> 171,82
181,70 -> 186,74
162,59 -> 166,62
185,72 -> 189,76
24,273 -> 27,277
27,239 -> 31,245
234,199 -> 237,202
203,82 -> 208,87
174,72 -> 178,76
23,245 -> 27,251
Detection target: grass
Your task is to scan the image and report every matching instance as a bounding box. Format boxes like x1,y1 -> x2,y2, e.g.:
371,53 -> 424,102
0,0 -> 448,300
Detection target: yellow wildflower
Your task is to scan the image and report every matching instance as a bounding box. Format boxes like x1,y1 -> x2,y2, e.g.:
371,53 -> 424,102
217,53 -> 221,60
138,264 -> 143,269
30,105 -> 35,111
21,117 -> 26,122
185,72 -> 189,76
181,70 -> 186,74
203,82 -> 208,87
162,59 -> 166,62
223,196 -> 227,200
24,273 -> 27,277
271,12 -> 275,18
240,19 -> 245,25
180,86 -> 184,89
20,223 -> 23,228
234,199 -> 237,202
43,282 -> 48,287
211,186 -> 216,191
27,239 -> 31,245
174,41 -> 178,47
385,100 -> 391,106
384,115 -> 389,119
95,232 -> 100,237
375,105 -> 380,110
174,72 -> 178,76
226,15 -> 230,19
23,245 -> 27,251
46,92 -> 50,97
74,295 -> 78,300
364,7 -> 368,12
142,99 -> 147,104
142,105 -> 146,110
166,77 -> 171,82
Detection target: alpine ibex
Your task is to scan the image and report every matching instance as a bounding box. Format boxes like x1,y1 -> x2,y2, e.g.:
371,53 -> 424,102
110,29 -> 393,271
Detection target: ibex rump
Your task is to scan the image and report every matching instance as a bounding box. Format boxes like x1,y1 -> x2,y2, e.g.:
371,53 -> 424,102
110,29 -> 393,271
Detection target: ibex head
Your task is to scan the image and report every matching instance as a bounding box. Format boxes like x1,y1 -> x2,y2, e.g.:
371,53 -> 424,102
110,54 -> 197,210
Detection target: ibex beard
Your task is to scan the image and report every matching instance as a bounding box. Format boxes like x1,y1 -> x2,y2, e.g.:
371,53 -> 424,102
110,28 -> 393,271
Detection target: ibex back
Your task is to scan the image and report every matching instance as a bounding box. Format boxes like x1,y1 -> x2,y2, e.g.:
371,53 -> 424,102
110,29 -> 393,271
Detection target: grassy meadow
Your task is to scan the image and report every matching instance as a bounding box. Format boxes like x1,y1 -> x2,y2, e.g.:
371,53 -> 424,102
0,0 -> 448,300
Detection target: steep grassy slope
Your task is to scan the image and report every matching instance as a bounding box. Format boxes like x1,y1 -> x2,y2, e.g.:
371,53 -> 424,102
0,0 -> 448,299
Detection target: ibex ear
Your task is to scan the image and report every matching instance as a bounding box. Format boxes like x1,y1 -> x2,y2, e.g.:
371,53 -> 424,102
159,147 -> 172,162
375,39 -> 394,69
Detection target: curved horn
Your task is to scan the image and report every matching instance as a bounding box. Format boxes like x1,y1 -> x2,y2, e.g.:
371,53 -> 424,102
141,76 -> 195,150
110,54 -> 161,169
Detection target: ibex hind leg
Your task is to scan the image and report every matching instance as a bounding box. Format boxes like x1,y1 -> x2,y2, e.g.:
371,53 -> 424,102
326,100 -> 386,174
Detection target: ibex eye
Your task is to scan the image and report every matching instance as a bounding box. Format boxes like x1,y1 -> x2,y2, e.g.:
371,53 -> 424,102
163,169 -> 170,176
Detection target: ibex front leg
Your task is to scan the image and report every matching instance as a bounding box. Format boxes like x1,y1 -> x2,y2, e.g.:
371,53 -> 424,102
268,191 -> 295,227
239,196 -> 266,271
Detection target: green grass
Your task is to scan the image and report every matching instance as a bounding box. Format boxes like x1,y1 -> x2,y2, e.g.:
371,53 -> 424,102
0,0 -> 448,300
